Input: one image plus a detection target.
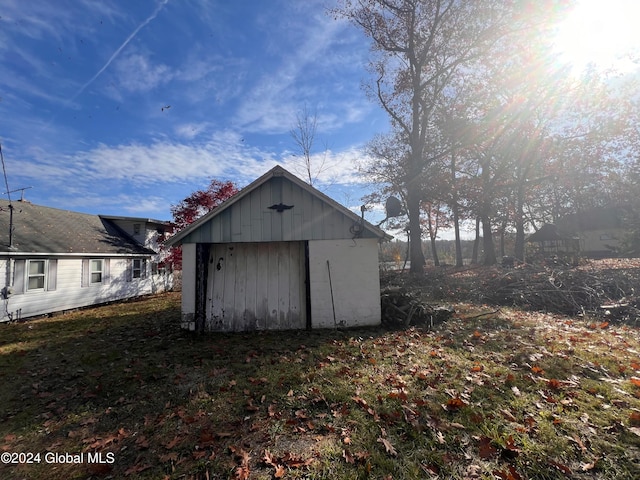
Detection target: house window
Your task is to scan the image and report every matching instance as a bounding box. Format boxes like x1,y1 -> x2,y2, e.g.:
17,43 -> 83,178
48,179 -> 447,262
90,259 -> 103,284
81,259 -> 108,287
12,259 -> 57,294
27,260 -> 46,290
132,259 -> 145,279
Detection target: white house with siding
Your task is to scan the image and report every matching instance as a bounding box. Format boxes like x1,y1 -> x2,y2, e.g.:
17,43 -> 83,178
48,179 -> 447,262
0,200 -> 173,322
527,206 -> 632,258
165,165 -> 391,333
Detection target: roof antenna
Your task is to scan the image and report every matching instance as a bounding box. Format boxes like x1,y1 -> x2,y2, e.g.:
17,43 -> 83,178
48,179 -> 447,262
0,143 -> 10,202
0,142 -> 14,251
3,187 -> 33,202
0,143 -> 31,250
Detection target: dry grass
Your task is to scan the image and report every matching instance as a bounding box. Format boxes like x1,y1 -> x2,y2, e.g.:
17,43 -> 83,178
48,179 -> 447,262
1,280 -> 640,479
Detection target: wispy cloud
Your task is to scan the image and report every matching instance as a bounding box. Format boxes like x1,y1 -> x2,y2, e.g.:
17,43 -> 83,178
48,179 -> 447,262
113,52 -> 174,92
174,122 -> 213,140
234,10 -> 349,133
1,0 -> 381,220
0,1 -> 81,43
70,0 -> 170,102
15,133 -> 366,189
51,190 -> 170,216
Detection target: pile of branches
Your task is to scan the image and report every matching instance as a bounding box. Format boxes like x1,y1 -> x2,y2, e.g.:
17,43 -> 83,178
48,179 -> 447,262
381,285 -> 454,328
480,264 -> 640,322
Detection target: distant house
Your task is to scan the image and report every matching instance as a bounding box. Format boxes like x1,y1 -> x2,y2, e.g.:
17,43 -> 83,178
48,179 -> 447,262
165,165 -> 391,333
528,206 -> 629,258
526,224 -> 578,256
0,200 -> 173,322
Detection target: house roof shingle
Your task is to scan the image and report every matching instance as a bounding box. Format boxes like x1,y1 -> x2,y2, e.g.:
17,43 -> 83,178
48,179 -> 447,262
0,200 -> 154,256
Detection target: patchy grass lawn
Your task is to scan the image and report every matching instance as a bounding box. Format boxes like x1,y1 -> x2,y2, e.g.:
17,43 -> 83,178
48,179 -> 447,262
1,291 -> 640,479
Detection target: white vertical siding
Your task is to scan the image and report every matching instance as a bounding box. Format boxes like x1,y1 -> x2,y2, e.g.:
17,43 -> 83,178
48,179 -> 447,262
308,238 -> 381,328
205,242 -> 306,332
180,237 -> 383,332
181,177 -> 377,244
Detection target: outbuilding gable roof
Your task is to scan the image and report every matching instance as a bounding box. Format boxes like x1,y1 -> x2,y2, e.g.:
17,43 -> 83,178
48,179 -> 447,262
0,200 -> 155,256
166,165 -> 391,246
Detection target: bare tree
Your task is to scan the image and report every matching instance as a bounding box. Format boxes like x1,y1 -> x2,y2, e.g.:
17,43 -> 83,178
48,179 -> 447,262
290,104 -> 328,186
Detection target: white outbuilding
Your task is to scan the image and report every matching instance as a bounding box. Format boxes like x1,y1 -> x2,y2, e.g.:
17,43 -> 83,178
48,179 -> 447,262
165,165 -> 390,332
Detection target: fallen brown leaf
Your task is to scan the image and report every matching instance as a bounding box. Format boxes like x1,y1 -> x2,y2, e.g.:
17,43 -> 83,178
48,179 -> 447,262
500,408 -> 517,422
493,465 -> 523,480
124,463 -> 152,476
442,397 -> 467,412
377,437 -> 397,456
343,449 -> 354,464
234,466 -> 250,480
548,460 -> 572,475
274,464 -> 286,478
164,435 -> 182,450
478,436 -> 498,459
580,457 -> 600,472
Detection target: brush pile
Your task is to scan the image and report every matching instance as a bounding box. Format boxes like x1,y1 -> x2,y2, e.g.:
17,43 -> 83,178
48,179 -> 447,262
408,258 -> 640,323
381,259 -> 640,324
479,261 -> 640,322
380,285 -> 454,328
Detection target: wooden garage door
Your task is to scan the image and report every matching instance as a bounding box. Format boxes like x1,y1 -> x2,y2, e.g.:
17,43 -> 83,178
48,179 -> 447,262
206,242 -> 306,331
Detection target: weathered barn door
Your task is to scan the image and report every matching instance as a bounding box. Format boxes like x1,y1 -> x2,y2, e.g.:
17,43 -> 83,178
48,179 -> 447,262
206,242 -> 306,331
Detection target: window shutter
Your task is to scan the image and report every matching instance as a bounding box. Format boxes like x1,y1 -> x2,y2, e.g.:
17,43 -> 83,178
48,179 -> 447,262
142,259 -> 147,278
47,259 -> 57,291
13,259 -> 25,294
104,259 -> 110,284
126,259 -> 132,282
81,259 -> 89,287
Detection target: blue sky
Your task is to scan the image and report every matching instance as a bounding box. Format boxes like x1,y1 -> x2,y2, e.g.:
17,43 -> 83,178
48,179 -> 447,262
0,0 -> 390,223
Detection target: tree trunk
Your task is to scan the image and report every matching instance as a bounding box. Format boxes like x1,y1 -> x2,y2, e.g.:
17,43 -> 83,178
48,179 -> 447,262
426,207 -> 440,267
471,217 -> 480,264
515,223 -> 525,261
514,187 -> 526,261
479,159 -> 497,265
482,215 -> 497,265
407,183 -> 425,275
451,153 -> 463,267
499,219 -> 507,258
453,210 -> 463,267
430,235 -> 440,266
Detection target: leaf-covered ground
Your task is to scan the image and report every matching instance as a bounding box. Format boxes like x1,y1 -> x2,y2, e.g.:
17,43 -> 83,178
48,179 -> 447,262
1,285 -> 640,479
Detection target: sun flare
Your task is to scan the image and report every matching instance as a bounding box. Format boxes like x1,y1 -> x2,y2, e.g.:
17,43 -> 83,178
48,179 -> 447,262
553,0 -> 640,74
